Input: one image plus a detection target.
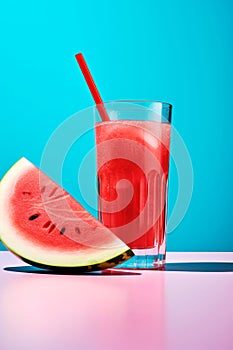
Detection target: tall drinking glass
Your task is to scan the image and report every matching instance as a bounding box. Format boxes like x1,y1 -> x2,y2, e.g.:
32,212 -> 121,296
95,101 -> 172,268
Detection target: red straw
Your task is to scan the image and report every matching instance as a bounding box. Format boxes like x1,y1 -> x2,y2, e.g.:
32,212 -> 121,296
75,53 -> 110,121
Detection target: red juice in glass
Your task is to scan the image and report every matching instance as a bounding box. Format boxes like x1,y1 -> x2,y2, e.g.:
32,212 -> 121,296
95,102 -> 172,268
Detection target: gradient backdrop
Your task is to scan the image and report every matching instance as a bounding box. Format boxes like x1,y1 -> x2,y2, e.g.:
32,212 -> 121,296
0,0 -> 233,251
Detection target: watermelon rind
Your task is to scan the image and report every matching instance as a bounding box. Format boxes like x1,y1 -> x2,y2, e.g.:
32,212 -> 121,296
19,249 -> 134,272
0,158 -> 134,271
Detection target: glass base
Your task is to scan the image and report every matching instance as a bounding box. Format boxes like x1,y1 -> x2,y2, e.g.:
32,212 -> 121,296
115,248 -> 166,269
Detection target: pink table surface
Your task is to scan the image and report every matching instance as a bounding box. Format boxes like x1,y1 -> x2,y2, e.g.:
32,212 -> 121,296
0,251 -> 233,350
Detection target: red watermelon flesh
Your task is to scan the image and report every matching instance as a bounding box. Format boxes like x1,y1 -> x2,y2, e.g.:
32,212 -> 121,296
0,158 -> 133,271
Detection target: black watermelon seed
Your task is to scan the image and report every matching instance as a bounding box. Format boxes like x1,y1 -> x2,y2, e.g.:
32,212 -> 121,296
75,227 -> 81,234
48,224 -> 56,233
23,191 -> 31,196
43,221 -> 51,228
29,214 -> 40,221
60,227 -> 66,235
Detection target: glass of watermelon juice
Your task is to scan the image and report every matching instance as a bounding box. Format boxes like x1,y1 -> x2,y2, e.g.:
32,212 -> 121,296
95,101 -> 172,269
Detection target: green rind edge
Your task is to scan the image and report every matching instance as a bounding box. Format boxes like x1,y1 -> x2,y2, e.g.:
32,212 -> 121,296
19,249 -> 134,272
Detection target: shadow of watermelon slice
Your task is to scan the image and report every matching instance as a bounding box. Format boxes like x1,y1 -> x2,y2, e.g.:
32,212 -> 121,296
0,158 -> 134,272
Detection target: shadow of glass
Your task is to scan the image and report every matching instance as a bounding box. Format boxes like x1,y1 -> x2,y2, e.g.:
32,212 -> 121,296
164,262 -> 233,272
4,266 -> 141,276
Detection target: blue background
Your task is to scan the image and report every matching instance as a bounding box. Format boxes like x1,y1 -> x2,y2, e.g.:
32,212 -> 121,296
0,0 -> 233,251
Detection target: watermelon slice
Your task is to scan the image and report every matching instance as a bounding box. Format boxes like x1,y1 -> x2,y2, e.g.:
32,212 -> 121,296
0,158 -> 133,271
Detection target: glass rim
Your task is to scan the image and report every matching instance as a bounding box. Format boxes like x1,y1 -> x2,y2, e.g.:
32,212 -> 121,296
101,100 -> 172,109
